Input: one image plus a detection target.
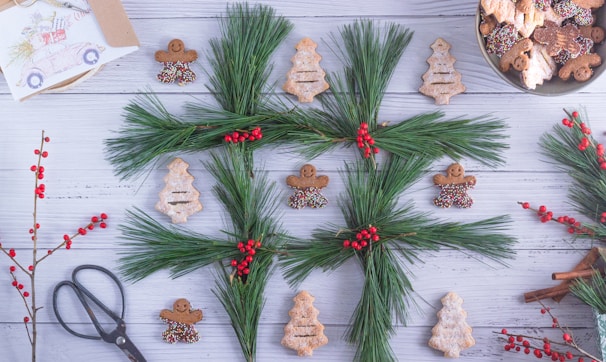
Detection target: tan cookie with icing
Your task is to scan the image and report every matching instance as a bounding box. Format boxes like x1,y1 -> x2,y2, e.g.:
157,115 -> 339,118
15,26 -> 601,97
499,38 -> 533,72
521,43 -> 557,89
481,0 -> 518,24
559,53 -> 602,81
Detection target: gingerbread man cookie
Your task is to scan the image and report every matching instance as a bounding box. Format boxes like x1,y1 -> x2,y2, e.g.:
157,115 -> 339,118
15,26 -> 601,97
433,163 -> 476,208
160,298 -> 203,343
559,53 -> 602,81
499,38 -> 533,72
155,39 -> 198,86
286,164 -> 329,209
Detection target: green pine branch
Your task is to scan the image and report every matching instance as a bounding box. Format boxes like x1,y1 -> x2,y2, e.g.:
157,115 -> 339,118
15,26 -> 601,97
117,208 -> 237,281
570,269 -> 606,314
206,2 -> 293,115
213,252 -> 274,362
540,110 -> 606,230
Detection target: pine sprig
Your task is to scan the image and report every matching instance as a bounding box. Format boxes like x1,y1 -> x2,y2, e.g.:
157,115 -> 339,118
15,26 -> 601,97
281,156 -> 515,361
105,3 -> 293,180
213,252 -> 274,362
282,20 -> 508,166
206,3 -> 293,115
570,269 -> 606,314
118,208 -> 237,281
540,110 -> 606,225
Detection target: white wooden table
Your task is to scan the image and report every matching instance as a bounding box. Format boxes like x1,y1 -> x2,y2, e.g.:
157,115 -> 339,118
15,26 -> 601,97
1,1 -> 605,361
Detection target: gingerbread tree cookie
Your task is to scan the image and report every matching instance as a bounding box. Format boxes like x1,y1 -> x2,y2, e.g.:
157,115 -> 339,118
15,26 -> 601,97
428,292 -> 475,358
419,38 -> 465,105
155,158 -> 203,223
160,298 -> 204,344
281,291 -> 328,356
283,38 -> 330,103
286,164 -> 329,209
433,163 -> 476,208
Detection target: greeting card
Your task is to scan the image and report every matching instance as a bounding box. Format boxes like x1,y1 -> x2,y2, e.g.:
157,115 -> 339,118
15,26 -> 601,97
0,0 -> 138,101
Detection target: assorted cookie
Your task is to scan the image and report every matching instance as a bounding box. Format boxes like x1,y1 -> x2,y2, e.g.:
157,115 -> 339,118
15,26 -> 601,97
419,38 -> 466,105
433,163 -> 476,209
428,292 -> 476,358
479,0 -> 605,89
286,164 -> 330,209
155,158 -> 203,223
155,39 -> 198,86
160,298 -> 204,344
283,38 -> 330,103
281,291 -> 328,356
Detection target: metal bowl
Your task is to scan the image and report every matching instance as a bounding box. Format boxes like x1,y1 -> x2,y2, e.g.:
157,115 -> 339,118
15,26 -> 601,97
475,4 -> 606,96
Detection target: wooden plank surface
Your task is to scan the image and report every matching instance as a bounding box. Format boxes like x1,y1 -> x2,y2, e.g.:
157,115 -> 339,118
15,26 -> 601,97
1,1 -> 605,361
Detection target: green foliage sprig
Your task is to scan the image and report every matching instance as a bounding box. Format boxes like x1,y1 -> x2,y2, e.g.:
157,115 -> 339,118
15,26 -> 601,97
571,269 -> 606,314
281,155 -> 516,361
540,109 -> 606,234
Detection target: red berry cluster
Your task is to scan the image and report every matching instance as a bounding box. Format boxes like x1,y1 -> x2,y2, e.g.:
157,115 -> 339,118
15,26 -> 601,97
499,306 -> 599,362
9,267 -> 31,299
356,122 -> 379,158
230,239 -> 262,277
561,111 -> 606,170
61,213 -> 108,250
520,202 -> 593,235
342,226 -> 380,251
224,127 -> 263,144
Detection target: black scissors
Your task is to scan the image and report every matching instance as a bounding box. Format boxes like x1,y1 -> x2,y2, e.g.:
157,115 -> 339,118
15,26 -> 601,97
52,264 -> 146,362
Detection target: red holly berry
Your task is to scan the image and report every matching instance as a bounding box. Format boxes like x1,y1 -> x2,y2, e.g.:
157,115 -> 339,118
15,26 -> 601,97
24,292 -> 30,297
23,317 -> 29,323
9,266 -> 16,272
9,249 -> 16,257
44,136 -> 50,142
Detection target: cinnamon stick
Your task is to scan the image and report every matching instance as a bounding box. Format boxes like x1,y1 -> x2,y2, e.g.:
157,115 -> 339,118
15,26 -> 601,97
552,267 -> 603,281
552,247 -> 600,302
524,283 -> 571,303
523,247 -> 601,303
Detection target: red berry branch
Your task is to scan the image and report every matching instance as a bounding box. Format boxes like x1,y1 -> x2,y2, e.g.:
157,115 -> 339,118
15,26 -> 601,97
518,202 -> 596,236
223,127 -> 263,143
0,131 -> 108,362
356,122 -> 379,159
497,304 -> 602,362
231,239 -> 262,279
342,225 -> 380,251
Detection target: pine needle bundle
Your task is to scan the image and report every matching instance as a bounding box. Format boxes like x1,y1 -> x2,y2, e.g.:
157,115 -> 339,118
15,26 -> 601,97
282,20 -> 508,165
105,3 -> 293,180
539,109 -> 606,238
281,155 -> 516,361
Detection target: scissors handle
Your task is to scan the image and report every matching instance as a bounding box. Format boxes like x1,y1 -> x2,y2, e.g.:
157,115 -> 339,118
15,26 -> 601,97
52,264 -> 126,339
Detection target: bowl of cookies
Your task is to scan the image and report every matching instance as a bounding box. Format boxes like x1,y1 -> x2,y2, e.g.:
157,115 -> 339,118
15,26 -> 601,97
476,0 -> 606,95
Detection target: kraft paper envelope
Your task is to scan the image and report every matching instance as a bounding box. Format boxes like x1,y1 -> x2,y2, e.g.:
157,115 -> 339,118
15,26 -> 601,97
0,0 -> 139,101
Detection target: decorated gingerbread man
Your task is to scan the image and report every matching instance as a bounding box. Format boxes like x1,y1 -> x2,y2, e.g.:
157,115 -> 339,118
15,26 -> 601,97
433,163 -> 476,208
155,39 -> 198,86
286,164 -> 329,209
159,298 -> 203,343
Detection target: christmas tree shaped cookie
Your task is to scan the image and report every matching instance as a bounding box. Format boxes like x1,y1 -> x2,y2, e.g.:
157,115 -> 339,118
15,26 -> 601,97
419,38 -> 466,105
282,290 -> 328,356
283,38 -> 330,103
155,158 -> 203,223
428,292 -> 475,358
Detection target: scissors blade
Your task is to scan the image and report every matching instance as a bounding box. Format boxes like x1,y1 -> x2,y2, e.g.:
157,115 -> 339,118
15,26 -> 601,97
116,334 -> 147,362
